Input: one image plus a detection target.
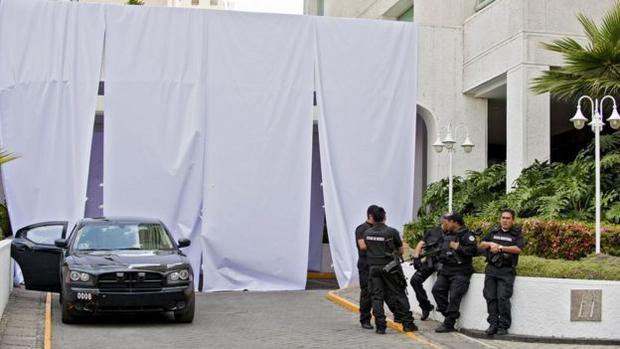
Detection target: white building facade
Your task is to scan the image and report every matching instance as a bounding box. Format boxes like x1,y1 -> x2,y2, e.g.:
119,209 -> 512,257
306,0 -> 617,213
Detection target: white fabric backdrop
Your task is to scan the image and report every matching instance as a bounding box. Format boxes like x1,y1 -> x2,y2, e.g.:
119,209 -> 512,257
103,6 -> 205,284
314,17 -> 418,287
201,11 -> 314,291
0,0 -> 104,231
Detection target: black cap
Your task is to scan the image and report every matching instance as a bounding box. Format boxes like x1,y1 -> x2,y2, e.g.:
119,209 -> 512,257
441,211 -> 464,225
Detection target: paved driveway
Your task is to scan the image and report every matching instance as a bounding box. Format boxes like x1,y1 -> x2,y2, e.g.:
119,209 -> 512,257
51,290 -> 425,349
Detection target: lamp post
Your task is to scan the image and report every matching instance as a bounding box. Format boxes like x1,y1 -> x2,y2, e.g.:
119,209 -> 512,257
432,123 -> 475,212
571,95 -> 620,254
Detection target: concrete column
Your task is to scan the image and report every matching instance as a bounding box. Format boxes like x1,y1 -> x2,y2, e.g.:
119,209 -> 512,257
506,64 -> 550,191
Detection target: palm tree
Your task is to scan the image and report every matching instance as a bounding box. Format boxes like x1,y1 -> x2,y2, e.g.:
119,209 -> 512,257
0,148 -> 16,166
531,3 -> 620,100
127,0 -> 145,5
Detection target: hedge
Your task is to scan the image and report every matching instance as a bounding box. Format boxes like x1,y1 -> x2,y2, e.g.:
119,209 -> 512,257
472,254 -> 620,281
404,216 -> 620,260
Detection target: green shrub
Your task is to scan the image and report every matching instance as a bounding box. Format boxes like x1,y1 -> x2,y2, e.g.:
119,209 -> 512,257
473,254 -> 620,281
415,133 -> 620,229
0,203 -> 11,239
404,217 -> 620,260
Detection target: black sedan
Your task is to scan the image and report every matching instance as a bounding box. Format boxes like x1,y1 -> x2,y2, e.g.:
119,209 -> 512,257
11,217 -> 195,323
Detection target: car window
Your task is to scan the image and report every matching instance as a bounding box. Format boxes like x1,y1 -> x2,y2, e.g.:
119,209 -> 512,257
72,223 -> 174,251
25,225 -> 64,245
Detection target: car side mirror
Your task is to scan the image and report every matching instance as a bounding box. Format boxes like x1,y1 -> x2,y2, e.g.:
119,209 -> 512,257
178,238 -> 191,248
54,239 -> 67,248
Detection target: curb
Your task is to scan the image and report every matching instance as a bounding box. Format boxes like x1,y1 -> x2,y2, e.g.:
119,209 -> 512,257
326,290 -> 444,349
307,272 -> 337,279
459,328 -> 620,346
44,292 -> 51,349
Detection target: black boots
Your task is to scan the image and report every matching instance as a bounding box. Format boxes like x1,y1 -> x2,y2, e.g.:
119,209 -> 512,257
485,325 -> 508,335
421,305 -> 434,321
402,323 -> 418,332
496,328 -> 508,335
375,328 -> 386,334
485,325 -> 498,335
361,322 -> 373,330
435,323 -> 456,333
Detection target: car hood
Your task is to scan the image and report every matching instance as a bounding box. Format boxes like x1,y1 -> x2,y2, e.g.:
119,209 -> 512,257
66,250 -> 188,272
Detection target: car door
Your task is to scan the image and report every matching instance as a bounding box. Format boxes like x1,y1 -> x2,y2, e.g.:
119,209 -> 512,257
11,221 -> 68,292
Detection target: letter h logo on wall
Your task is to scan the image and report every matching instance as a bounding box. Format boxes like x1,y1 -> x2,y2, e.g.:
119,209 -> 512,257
570,289 -> 602,321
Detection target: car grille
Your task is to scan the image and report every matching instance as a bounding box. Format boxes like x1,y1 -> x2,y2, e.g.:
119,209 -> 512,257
97,272 -> 164,292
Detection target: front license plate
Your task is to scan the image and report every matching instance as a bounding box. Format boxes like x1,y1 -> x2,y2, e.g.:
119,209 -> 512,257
76,292 -> 93,301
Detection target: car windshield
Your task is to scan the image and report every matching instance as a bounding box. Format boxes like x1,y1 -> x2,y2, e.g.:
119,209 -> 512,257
72,223 -> 174,252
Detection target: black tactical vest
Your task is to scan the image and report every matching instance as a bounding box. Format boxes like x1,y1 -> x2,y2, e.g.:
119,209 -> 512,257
364,224 -> 396,266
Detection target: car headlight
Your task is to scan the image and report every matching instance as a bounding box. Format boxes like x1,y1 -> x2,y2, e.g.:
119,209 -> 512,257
68,271 -> 93,284
167,269 -> 191,284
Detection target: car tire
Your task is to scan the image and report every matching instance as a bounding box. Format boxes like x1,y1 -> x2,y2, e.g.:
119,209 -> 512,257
173,300 -> 195,323
61,294 -> 81,324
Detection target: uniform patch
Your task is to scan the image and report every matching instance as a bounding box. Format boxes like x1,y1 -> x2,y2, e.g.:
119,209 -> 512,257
468,235 -> 475,242
493,235 -> 513,242
366,236 -> 385,241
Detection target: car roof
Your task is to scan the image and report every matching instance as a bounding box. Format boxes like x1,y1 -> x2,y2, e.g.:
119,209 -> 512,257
78,217 -> 163,225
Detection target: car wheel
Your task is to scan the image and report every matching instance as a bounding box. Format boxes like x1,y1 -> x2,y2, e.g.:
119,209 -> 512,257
61,293 -> 81,324
173,300 -> 195,323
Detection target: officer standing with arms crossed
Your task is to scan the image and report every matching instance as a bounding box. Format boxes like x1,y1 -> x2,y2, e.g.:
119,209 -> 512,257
359,206 -> 417,334
479,208 -> 523,336
431,212 -> 477,333
410,226 -> 444,320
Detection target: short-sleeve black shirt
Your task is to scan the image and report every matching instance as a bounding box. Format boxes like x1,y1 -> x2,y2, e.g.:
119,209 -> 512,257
482,225 -> 524,270
355,221 -> 372,259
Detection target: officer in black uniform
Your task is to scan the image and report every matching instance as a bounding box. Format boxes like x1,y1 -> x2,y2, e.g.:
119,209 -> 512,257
360,206 -> 417,334
355,205 -> 378,329
355,205 -> 402,329
479,208 -> 523,336
431,212 -> 477,333
410,226 -> 444,320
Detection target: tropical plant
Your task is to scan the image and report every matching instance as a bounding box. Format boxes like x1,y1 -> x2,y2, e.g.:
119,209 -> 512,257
410,133 -> 620,237
127,0 -> 145,5
0,148 -> 16,166
531,2 -> 620,100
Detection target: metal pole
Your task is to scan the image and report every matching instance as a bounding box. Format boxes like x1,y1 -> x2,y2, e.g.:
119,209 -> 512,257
595,99 -> 602,254
448,149 -> 453,212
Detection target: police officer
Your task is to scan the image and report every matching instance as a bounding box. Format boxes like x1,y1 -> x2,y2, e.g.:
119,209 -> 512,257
360,206 -> 417,334
431,212 -> 477,333
479,208 -> 523,336
355,205 -> 378,329
410,226 -> 444,320
356,206 -> 403,329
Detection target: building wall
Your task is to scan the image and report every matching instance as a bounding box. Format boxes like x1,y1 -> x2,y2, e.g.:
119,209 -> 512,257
311,0 -> 619,190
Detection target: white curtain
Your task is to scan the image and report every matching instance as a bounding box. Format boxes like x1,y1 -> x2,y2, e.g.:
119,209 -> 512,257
314,17 -> 418,287
103,6 -> 205,283
201,11 -> 314,291
0,0 -> 104,231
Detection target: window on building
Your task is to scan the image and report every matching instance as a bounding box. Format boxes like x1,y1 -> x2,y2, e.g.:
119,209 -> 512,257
398,6 -> 413,22
476,0 -> 496,11
210,0 -> 218,6
192,0 -> 199,5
